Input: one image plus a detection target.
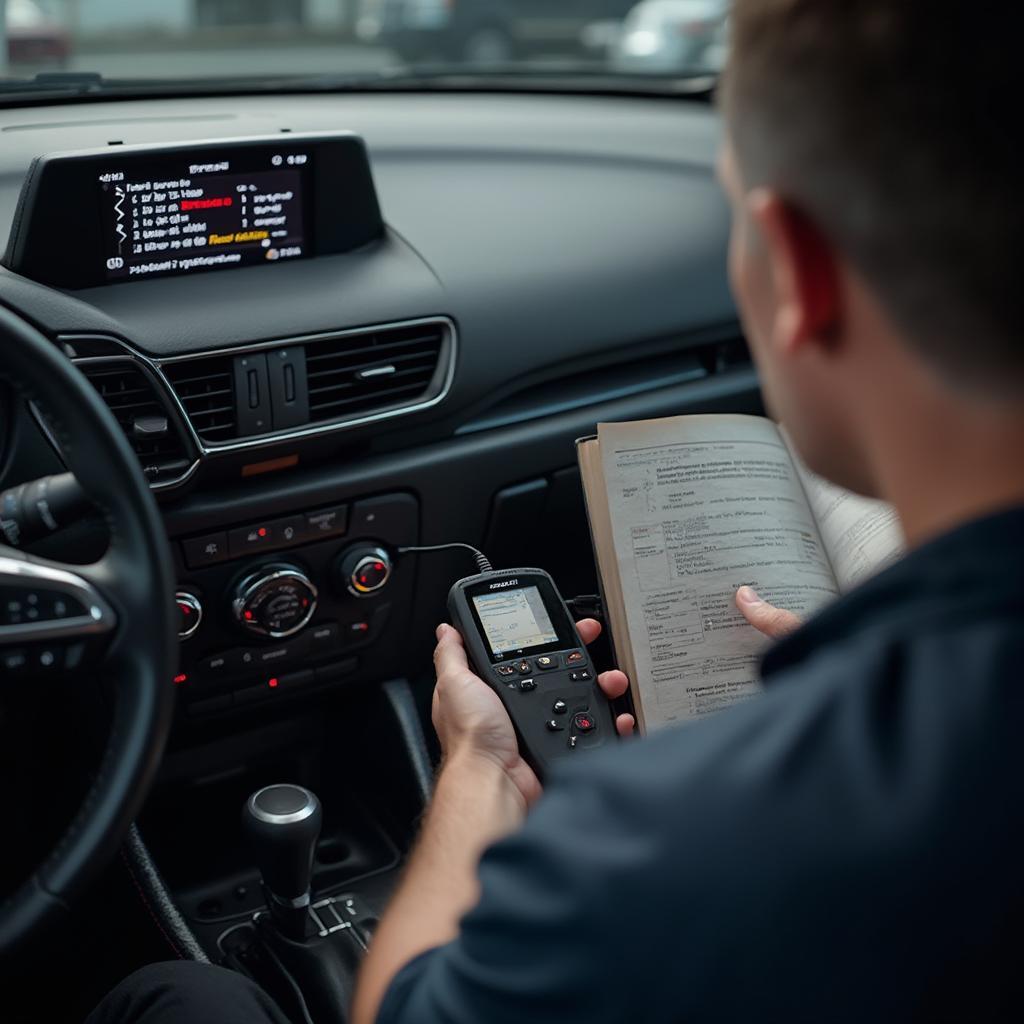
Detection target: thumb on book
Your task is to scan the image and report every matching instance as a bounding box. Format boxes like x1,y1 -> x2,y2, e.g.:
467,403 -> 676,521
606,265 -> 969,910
735,587 -> 803,640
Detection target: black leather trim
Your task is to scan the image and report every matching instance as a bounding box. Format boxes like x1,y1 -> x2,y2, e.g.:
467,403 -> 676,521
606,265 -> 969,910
0,303 -> 177,954
121,825 -> 209,963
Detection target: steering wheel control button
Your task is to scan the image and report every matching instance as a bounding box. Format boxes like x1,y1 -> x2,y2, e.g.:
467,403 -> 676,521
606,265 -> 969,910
1,586 -> 87,625
552,700 -> 568,714
536,656 -> 557,670
518,678 -> 537,692
336,546 -> 392,597
546,719 -> 565,732
182,531 -> 229,569
35,647 -> 61,673
573,712 -> 596,733
175,591 -> 203,640
570,670 -> 592,682
2,649 -> 28,674
232,564 -> 318,639
565,650 -> 585,664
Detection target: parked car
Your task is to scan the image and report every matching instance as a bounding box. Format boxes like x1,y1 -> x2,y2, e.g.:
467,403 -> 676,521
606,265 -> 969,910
357,0 -> 637,65
610,0 -> 727,75
5,0 -> 71,68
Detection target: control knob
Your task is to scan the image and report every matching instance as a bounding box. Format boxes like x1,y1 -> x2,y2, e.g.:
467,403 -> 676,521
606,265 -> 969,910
336,546 -> 391,598
232,562 -> 318,639
175,590 -> 203,640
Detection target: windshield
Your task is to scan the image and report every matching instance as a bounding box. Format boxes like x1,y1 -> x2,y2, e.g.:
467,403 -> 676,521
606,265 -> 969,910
0,0 -> 727,88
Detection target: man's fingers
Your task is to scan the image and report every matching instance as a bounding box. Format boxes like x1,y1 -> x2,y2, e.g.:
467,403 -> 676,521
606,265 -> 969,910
433,623 -> 470,674
575,618 -> 602,646
597,669 -> 629,700
615,713 -> 636,737
735,586 -> 803,639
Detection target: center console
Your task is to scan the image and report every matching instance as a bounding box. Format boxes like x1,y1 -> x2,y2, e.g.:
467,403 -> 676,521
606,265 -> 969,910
170,492 -> 418,721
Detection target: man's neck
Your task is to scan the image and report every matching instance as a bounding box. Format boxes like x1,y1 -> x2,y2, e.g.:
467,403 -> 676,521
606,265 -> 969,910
870,387 -> 1024,549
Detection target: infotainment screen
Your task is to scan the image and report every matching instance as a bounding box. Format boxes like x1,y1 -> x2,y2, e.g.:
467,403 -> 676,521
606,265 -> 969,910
4,133 -> 384,289
98,149 -> 311,281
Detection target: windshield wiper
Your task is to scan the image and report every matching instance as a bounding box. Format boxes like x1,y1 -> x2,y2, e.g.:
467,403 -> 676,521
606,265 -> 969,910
0,65 -> 716,106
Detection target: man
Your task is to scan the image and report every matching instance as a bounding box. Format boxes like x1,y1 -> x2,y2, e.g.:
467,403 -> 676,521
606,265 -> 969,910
91,0 -> 1024,1021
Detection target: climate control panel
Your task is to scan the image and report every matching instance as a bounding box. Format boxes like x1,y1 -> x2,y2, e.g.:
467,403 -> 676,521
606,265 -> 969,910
170,493 -> 417,720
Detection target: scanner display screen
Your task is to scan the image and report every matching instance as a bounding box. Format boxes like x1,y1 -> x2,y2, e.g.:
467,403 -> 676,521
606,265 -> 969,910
472,586 -> 559,656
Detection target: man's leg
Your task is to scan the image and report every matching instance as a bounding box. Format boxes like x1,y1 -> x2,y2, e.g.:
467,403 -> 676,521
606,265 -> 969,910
85,961 -> 292,1024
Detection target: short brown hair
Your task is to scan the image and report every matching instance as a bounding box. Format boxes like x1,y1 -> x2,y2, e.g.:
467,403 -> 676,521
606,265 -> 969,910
722,1 -> 1021,394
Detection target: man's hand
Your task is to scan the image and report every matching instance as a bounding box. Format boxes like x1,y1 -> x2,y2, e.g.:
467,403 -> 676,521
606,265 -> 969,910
735,586 -> 803,639
432,618 -> 635,807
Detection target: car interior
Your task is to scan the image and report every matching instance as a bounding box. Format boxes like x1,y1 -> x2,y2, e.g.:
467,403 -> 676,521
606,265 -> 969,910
0,8 -> 755,1020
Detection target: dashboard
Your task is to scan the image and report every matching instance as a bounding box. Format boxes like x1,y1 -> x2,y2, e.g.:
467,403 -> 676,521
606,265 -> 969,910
0,89 -> 752,728
0,86 -> 761,962
0,90 -> 755,727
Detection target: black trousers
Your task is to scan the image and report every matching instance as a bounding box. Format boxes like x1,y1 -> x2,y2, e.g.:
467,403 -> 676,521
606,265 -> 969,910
86,961 -> 289,1024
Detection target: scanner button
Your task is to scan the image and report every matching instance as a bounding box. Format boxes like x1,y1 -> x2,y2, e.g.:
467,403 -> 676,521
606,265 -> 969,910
536,656 -> 557,670
565,651 -> 585,664
495,665 -> 517,677
570,670 -> 592,682
546,719 -> 565,732
519,678 -> 537,692
552,700 -> 568,714
573,712 -> 596,733
515,660 -> 532,675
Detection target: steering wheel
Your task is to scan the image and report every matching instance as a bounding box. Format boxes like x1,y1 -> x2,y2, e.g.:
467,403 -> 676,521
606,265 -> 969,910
0,306 -> 177,954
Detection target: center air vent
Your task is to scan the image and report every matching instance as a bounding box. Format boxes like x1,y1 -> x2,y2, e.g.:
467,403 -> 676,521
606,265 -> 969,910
159,318 -> 452,449
305,322 -> 446,424
79,361 -> 194,487
163,357 -> 237,444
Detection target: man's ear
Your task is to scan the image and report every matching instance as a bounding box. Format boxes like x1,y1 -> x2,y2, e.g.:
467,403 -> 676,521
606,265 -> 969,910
746,189 -> 841,355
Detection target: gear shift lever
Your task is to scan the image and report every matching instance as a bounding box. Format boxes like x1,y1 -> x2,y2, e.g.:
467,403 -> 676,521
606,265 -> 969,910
243,783 -> 322,941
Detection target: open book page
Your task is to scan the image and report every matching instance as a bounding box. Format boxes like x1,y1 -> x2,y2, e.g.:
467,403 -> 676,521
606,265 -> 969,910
782,434 -> 905,592
596,414 -> 842,731
577,436 -> 643,724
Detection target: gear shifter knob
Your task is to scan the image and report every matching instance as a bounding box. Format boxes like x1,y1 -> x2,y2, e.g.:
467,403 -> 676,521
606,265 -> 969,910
243,784 -> 322,940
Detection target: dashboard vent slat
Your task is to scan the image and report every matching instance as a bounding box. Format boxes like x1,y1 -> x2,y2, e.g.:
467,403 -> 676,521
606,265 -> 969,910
164,357 -> 238,444
304,324 -> 445,425
79,362 -> 193,486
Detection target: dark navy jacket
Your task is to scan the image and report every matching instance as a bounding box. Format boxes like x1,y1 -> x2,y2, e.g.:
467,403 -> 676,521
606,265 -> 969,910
380,508 -> 1024,1023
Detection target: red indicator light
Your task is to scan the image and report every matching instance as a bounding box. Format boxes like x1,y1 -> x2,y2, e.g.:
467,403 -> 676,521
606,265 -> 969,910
353,622 -> 369,633
244,610 -> 254,620
173,673 -> 188,685
268,677 -> 279,689
257,527 -> 267,538
374,562 -> 384,571
359,575 -> 367,584
302,598 -> 309,608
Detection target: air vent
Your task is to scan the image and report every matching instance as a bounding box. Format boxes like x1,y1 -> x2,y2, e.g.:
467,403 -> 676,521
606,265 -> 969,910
79,361 -> 193,486
305,323 -> 445,424
163,357 -> 237,443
